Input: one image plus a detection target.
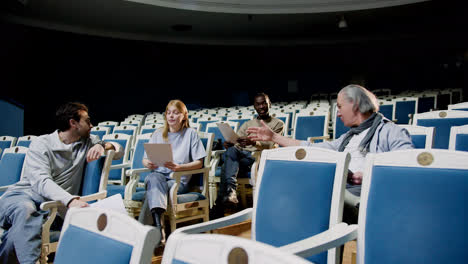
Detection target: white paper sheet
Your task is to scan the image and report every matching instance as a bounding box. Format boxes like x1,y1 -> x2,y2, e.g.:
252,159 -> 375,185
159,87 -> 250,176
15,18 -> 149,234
143,143 -> 173,166
216,122 -> 239,143
90,194 -> 127,215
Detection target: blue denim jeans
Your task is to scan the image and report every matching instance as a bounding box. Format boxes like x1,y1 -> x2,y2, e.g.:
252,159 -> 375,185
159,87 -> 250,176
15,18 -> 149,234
218,147 -> 255,198
0,189 -> 48,264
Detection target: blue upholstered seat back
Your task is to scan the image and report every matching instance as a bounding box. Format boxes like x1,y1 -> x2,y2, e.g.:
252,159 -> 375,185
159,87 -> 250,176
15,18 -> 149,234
228,118 -> 250,129
255,160 -> 336,264
410,135 -> 426,149
191,134 -> 213,188
0,152 -> 26,187
113,129 -> 134,137
295,116 -> 326,141
172,259 -> 189,264
417,118 -> 468,149
90,130 -> 107,140
54,225 -> 133,264
207,126 -> 225,147
80,156 -> 105,196
140,128 -> 157,135
379,105 -> 394,121
365,165 -> 468,264
0,141 -> 13,159
395,100 -> 416,124
16,140 -> 32,147
334,115 -> 349,139
133,138 -> 151,183
275,116 -> 288,135
104,138 -> 129,181
198,120 -> 216,133
100,124 -> 115,133
285,112 -> 294,135
207,125 -> 235,149
455,134 -> 468,151
452,107 -> 468,111
200,137 -> 208,150
122,123 -> 139,128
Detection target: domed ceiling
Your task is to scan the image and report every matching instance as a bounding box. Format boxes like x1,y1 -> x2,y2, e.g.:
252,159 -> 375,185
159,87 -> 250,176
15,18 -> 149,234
3,0 -> 464,45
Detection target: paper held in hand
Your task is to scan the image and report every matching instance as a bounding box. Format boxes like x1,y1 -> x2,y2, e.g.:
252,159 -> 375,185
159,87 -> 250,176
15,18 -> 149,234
90,194 -> 127,215
143,143 -> 173,166
216,122 -> 239,143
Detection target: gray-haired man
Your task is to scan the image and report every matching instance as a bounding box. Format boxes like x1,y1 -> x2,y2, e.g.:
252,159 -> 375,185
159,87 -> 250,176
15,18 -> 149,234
247,84 -> 414,223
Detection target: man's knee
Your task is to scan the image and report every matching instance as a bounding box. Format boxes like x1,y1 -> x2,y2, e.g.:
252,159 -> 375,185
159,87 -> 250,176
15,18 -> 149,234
146,173 -> 168,189
14,201 -> 38,219
225,147 -> 240,160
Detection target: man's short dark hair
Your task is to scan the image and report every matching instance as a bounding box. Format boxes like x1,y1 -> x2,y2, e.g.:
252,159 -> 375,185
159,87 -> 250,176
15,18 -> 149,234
254,92 -> 271,105
56,102 -> 88,132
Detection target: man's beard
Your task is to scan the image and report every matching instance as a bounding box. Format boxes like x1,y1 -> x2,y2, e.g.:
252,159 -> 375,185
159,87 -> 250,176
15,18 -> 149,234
80,130 -> 91,139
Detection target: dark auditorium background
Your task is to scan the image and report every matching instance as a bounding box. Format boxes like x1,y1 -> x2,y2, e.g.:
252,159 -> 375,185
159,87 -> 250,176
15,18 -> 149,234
0,1 -> 467,137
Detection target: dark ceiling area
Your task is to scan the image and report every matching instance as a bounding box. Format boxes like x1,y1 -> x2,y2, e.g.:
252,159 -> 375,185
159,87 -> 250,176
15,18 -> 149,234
0,1 -> 467,136
0,1 -> 467,45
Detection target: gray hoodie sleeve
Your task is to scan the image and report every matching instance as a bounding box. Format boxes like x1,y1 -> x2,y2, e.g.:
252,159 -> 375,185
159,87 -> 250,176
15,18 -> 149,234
24,141 -> 77,206
300,133 -> 345,151
90,134 -> 124,160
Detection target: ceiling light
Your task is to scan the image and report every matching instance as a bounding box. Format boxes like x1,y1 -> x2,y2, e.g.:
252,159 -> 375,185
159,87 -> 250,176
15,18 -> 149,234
338,15 -> 347,29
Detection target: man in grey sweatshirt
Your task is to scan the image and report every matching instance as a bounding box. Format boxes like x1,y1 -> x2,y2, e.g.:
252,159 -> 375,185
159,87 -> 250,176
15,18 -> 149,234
0,102 -> 123,264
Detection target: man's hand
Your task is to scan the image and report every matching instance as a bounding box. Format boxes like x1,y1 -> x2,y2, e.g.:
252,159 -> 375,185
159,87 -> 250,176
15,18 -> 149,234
223,141 -> 234,149
348,171 -> 363,185
237,136 -> 255,148
246,120 -> 274,142
86,144 -> 105,162
143,158 -> 158,170
68,198 -> 89,208
164,161 -> 181,172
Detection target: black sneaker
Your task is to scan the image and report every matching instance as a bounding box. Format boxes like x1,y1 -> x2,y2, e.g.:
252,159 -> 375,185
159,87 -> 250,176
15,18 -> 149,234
210,203 -> 225,220
223,189 -> 239,206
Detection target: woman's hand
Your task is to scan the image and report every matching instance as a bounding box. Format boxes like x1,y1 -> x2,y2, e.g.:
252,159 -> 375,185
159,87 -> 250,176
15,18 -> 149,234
164,161 -> 181,172
143,158 -> 158,170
